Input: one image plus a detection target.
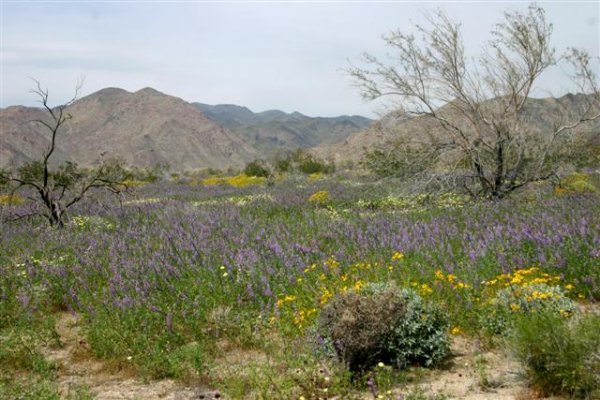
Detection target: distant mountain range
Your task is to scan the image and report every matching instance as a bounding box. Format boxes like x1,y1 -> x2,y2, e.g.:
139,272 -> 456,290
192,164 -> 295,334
2,87 -> 597,173
0,87 -> 370,171
193,103 -> 371,155
313,93 -> 600,164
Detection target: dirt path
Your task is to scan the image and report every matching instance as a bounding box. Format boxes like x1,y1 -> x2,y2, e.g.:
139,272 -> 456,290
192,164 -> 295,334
411,337 -> 526,399
42,312 -> 220,400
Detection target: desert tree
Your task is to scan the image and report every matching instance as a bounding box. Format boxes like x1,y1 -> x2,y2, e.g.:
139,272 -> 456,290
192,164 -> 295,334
0,79 -> 130,227
349,4 -> 600,198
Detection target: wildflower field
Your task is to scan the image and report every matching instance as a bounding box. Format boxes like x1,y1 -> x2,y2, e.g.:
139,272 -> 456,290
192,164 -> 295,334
1,175 -> 599,399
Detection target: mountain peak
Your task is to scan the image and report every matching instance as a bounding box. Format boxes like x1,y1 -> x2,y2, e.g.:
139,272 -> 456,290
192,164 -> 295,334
135,87 -> 163,96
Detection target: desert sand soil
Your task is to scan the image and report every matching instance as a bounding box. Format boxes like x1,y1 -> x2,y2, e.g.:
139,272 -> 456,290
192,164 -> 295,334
42,312 -> 220,400
43,312 -> 561,400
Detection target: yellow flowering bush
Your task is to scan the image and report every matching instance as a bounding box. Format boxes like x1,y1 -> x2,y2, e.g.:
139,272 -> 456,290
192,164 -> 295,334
476,267 -> 579,334
202,174 -> 267,187
117,179 -> 147,190
480,282 -> 577,334
434,269 -> 472,290
308,190 -> 331,205
554,173 -> 597,195
356,193 -> 468,212
273,253 -> 404,333
480,267 -> 563,291
0,194 -> 25,206
307,172 -> 324,182
225,174 -> 267,188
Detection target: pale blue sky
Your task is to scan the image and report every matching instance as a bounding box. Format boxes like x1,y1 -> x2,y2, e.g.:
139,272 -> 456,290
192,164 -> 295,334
1,1 -> 598,117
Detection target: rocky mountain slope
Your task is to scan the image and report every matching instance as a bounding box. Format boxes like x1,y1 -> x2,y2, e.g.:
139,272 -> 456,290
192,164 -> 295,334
1,88 -> 258,171
1,106 -> 71,168
194,103 -> 372,156
314,94 -> 600,164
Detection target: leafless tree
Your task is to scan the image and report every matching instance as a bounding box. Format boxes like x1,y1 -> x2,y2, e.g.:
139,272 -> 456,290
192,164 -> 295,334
0,80 -> 130,227
349,4 -> 600,198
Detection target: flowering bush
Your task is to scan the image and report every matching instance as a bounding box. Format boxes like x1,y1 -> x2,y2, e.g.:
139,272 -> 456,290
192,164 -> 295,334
554,173 -> 597,195
480,283 -> 577,334
202,174 -> 267,187
0,194 -> 25,206
308,190 -> 331,206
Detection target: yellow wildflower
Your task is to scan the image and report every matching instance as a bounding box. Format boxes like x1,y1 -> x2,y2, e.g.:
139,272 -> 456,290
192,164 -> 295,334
308,190 -> 331,204
324,256 -> 339,269
559,309 -> 571,318
419,283 -> 433,296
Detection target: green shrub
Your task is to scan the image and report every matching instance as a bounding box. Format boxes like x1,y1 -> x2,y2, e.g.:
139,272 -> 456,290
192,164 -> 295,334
509,312 -> 600,398
317,283 -> 449,373
296,154 -> 334,175
555,173 -> 597,195
479,283 -> 577,335
360,144 -> 436,178
243,159 -> 272,178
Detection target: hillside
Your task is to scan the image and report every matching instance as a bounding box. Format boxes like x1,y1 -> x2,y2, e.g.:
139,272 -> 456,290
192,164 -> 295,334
194,103 -> 372,156
314,94 -> 600,164
0,106 -> 71,168
1,88 -> 258,171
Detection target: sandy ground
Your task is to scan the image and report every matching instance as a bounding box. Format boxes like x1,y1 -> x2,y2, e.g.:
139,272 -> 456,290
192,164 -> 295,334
42,312 -> 220,400
41,312 -> 567,400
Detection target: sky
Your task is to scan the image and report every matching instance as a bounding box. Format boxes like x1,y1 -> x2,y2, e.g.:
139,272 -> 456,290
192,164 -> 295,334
1,1 -> 598,118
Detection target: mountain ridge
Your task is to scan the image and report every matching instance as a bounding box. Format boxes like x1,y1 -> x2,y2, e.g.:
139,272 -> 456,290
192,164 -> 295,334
1,87 -> 258,171
194,102 -> 372,156
1,87 -> 372,171
312,93 -> 600,164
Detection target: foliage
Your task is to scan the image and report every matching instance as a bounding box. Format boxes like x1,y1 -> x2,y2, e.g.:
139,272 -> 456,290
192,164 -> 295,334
555,172 -> 597,195
509,312 -> 600,398
480,283 -> 577,334
349,4 -> 600,198
317,282 -> 450,373
297,153 -> 334,175
308,190 -> 331,206
271,149 -> 335,175
272,152 -> 293,174
356,192 -> 468,211
361,143 -> 438,179
201,174 -> 267,187
0,318 -> 60,400
0,81 -> 130,227
477,267 -> 579,334
244,159 -> 272,178
0,193 -> 25,206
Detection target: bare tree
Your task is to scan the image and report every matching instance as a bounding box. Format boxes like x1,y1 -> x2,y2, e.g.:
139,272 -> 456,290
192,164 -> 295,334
349,4 -> 600,198
0,80 -> 130,227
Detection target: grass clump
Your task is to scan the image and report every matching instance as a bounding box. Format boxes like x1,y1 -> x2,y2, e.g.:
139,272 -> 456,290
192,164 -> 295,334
509,312 -> 600,398
317,282 -> 449,373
